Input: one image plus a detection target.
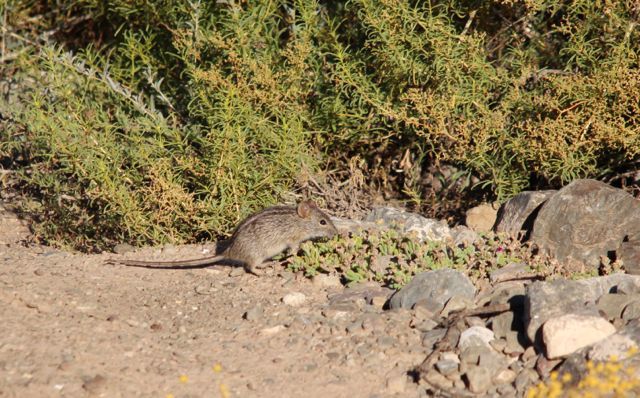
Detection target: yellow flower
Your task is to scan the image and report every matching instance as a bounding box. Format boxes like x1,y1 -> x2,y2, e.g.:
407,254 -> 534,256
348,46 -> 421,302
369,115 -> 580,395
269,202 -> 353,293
179,375 -> 189,383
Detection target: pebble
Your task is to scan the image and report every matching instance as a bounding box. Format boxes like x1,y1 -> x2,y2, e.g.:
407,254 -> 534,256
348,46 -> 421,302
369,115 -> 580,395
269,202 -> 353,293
82,374 -> 108,396
514,368 -> 539,392
425,370 -> 454,389
435,359 -> 459,376
464,365 -> 492,393
283,292 -> 307,307
422,328 -> 447,349
458,326 -> 495,350
494,369 -> 516,385
243,305 -> 264,321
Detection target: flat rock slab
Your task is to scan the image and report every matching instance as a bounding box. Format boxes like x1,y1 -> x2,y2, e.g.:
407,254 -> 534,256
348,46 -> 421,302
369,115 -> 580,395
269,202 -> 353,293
530,179 -> 640,271
388,269 -> 476,311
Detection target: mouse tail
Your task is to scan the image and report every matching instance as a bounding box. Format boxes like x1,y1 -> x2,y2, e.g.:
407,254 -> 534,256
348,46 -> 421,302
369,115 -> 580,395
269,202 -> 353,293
110,254 -> 225,269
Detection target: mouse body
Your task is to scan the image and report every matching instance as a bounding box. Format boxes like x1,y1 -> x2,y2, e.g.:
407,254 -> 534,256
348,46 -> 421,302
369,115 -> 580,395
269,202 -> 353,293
114,200 -> 338,274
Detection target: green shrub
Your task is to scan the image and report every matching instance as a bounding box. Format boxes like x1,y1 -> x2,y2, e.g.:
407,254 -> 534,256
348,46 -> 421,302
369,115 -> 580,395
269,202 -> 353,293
1,0 -> 639,249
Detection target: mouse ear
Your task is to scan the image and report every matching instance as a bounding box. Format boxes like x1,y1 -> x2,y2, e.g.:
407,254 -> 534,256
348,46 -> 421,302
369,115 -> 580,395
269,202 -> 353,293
297,200 -> 316,218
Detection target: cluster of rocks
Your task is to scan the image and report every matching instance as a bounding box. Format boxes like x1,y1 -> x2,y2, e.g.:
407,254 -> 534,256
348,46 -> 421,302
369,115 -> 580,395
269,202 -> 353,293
348,178 -> 640,395
386,269 -> 640,396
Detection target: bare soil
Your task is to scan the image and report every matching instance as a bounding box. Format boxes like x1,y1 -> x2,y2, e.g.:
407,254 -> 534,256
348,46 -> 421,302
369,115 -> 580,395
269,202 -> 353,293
0,206 -> 427,398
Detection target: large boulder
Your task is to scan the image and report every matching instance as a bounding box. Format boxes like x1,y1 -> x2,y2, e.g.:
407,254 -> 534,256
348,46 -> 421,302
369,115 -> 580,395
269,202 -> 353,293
529,179 -> 640,272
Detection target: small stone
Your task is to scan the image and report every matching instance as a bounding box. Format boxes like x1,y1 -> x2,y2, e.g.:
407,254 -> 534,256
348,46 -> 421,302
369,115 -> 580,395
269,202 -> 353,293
441,351 -> 460,362
435,359 -> 459,376
490,338 -> 507,353
514,368 -> 539,393
458,326 -> 495,350
422,328 -> 447,349
504,331 -> 527,355
424,371 -> 454,389
522,346 -> 537,361
460,345 -> 492,365
82,375 -> 108,396
243,305 -> 264,321
494,369 -> 516,385
312,274 -> 342,289
282,292 -> 307,307
543,314 -> 617,359
497,383 -> 517,396
535,354 -> 562,377
478,350 -> 508,376
465,203 -> 498,232
464,365 -> 493,393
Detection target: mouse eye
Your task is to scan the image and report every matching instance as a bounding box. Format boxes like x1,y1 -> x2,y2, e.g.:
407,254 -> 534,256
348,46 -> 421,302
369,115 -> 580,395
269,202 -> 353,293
320,219 -> 327,225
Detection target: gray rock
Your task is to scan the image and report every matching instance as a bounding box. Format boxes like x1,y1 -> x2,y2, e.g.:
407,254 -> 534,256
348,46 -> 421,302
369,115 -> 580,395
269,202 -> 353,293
620,235 -> 640,275
596,293 -> 640,320
616,278 -> 640,294
524,275 -> 640,344
504,330 -> 527,355
464,365 -> 493,393
460,344 -> 493,365
535,355 -> 562,378
622,301 -> 640,321
422,328 -> 447,349
493,190 -> 556,236
478,349 -> 508,377
491,311 -> 515,339
435,359 -> 459,376
530,179 -> 640,271
365,207 -> 452,242
388,269 -> 476,311
458,326 -> 495,350
514,368 -> 539,393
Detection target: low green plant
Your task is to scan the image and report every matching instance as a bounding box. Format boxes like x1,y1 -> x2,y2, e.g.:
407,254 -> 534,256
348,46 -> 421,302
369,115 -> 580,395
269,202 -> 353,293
287,228 -> 538,289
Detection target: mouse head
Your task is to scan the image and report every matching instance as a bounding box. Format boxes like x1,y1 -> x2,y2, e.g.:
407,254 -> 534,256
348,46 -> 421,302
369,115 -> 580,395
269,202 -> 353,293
297,200 -> 338,238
